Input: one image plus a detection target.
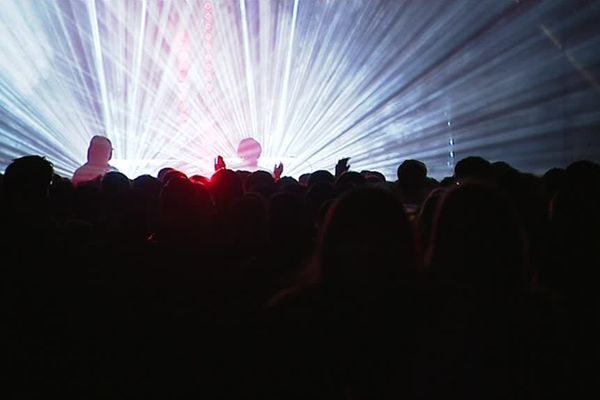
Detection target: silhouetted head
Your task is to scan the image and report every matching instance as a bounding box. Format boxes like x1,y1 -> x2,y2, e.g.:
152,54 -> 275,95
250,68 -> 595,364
237,137 -> 262,165
318,188 -> 416,291
132,174 -> 161,194
245,170 -> 275,198
87,135 -> 113,165
101,171 -> 130,198
210,168 -> 243,212
335,171 -> 366,194
565,160 -> 600,190
308,170 -> 335,187
491,161 -> 518,178
3,155 -> 54,210
397,159 -> 427,186
276,176 -> 302,194
100,172 -> 131,225
397,159 -> 428,206
428,182 -> 526,292
298,173 -> 311,186
362,170 -> 386,184
161,170 -> 187,186
454,156 -> 491,183
157,167 -> 175,183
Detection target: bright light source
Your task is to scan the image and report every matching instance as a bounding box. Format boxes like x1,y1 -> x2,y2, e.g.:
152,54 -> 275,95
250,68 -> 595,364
1,0 -> 599,179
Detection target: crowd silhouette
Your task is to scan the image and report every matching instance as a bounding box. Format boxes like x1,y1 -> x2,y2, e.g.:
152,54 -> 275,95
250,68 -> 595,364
2,145 -> 599,399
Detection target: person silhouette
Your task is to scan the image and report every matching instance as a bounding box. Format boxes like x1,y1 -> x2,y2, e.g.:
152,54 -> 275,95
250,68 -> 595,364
72,135 -> 117,186
237,137 -> 262,171
214,137 -> 283,179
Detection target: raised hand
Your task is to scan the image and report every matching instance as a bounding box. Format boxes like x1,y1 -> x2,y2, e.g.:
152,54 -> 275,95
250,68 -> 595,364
335,157 -> 350,177
273,162 -> 284,180
214,155 -> 226,171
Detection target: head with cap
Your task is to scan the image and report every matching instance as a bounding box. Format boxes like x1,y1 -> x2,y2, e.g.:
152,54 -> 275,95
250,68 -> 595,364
87,135 -> 113,165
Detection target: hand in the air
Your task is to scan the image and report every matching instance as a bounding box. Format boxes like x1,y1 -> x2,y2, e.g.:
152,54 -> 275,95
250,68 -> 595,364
214,155 -> 226,171
274,162 -> 284,180
335,157 -> 350,177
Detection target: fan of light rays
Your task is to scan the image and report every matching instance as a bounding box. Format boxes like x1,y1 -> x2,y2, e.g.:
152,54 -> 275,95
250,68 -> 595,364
1,0 -> 599,179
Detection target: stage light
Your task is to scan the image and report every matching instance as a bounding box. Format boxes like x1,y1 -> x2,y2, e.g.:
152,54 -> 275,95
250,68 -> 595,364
0,0 -> 599,180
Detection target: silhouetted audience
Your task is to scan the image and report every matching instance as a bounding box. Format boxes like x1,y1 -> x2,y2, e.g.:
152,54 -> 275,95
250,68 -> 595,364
2,153 -> 598,399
